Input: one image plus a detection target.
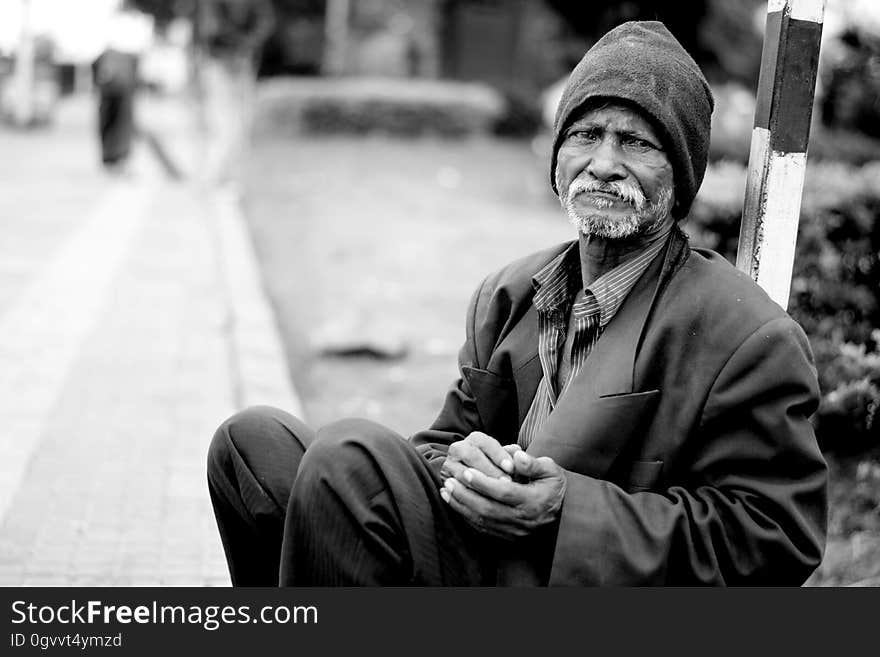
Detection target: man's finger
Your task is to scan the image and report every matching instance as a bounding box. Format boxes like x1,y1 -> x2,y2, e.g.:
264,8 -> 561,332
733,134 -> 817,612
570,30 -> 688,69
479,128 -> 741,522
444,458 -> 510,485
441,487 -> 510,540
440,458 -> 466,482
441,478 -> 523,540
512,450 -> 559,479
462,468 -> 522,505
449,440 -> 508,479
467,432 -> 515,474
441,478 -> 487,524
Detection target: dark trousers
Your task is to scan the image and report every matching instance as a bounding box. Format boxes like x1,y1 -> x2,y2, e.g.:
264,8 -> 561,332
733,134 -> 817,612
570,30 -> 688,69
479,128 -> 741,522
206,406 -> 497,586
98,90 -> 134,165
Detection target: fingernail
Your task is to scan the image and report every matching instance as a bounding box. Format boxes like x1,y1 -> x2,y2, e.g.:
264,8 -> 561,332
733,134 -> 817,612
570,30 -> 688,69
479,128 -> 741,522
444,479 -> 455,492
500,474 -> 511,482
464,469 -> 474,483
440,490 -> 450,503
501,459 -> 513,472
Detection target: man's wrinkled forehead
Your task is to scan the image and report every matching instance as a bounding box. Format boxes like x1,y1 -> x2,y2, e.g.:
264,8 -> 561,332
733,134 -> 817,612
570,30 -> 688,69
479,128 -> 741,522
566,98 -> 665,142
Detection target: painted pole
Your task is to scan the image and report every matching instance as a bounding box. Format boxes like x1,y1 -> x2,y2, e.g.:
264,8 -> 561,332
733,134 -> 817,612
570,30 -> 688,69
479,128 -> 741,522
736,0 -> 825,309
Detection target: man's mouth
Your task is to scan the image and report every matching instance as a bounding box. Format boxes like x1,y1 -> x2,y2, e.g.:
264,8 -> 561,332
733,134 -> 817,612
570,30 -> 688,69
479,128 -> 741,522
585,191 -> 624,201
576,190 -> 631,207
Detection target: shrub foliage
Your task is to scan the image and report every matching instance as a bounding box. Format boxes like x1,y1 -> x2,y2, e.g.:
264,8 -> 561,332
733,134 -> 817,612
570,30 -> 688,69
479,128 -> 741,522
254,77 -> 506,138
690,160 -> 880,454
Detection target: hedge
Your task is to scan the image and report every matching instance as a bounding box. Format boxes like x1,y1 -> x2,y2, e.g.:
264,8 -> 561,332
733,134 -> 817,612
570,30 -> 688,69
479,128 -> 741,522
253,77 -> 507,138
690,160 -> 880,454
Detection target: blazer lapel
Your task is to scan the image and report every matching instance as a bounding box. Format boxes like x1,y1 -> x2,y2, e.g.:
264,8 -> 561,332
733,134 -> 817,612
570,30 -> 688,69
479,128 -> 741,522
483,301 -> 543,430
575,239 -> 666,397
463,299 -> 542,444
525,231 -> 681,479
506,304 -> 543,427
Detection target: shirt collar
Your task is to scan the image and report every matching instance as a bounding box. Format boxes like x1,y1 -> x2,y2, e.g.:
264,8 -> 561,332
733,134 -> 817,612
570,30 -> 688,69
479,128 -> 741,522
585,233 -> 669,328
531,242 -> 580,314
532,229 -> 670,327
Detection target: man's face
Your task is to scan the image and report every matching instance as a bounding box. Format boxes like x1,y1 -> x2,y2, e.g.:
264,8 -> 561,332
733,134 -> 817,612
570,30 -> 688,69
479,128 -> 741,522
555,103 -> 676,240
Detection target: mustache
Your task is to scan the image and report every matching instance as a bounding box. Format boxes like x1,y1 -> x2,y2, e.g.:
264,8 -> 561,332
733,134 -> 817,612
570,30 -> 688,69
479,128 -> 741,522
566,178 -> 646,210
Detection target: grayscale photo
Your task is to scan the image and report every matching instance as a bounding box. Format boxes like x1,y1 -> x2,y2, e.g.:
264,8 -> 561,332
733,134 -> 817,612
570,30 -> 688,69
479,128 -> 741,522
0,0 -> 878,594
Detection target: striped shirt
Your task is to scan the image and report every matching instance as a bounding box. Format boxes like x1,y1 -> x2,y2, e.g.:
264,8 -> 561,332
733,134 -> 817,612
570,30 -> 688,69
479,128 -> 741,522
517,234 -> 669,448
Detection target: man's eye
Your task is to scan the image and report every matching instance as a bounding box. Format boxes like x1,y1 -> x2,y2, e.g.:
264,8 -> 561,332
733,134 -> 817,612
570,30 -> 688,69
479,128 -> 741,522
569,130 -> 599,142
622,136 -> 656,150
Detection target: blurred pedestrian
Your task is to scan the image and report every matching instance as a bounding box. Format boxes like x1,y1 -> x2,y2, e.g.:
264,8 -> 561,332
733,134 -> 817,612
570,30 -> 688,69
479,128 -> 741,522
92,46 -> 138,173
91,9 -> 149,174
195,0 -> 275,185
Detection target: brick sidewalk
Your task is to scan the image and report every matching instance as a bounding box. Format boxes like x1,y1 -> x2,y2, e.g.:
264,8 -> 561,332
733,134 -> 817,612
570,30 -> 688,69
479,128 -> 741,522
0,95 -> 300,585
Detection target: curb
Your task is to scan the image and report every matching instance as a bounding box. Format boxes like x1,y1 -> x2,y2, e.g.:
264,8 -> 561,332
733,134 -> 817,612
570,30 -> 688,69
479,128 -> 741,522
209,185 -> 306,419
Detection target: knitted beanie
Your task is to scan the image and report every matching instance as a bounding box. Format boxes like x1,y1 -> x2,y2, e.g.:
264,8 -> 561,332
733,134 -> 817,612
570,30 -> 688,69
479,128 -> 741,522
550,21 -> 714,219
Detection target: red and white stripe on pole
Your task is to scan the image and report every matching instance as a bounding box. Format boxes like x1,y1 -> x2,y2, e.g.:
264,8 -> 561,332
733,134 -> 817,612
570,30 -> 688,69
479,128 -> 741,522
736,0 -> 825,309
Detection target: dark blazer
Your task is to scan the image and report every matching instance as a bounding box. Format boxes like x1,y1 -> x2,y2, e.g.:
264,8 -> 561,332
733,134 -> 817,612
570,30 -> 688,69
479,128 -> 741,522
411,227 -> 828,585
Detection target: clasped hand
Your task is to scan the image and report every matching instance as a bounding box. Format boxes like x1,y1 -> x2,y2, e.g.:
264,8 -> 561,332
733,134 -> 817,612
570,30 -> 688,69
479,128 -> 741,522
439,431 -> 566,541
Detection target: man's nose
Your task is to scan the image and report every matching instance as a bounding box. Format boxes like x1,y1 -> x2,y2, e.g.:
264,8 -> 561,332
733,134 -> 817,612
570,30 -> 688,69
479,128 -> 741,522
585,138 -> 627,182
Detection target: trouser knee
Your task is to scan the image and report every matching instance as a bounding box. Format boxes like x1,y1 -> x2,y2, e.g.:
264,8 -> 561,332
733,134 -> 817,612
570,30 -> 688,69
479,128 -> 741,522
208,405 -> 278,481
207,405 -> 310,512
294,418 -> 407,498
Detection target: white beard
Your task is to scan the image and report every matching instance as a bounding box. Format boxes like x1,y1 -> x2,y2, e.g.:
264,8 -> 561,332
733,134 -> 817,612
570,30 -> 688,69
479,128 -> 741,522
565,203 -> 644,240
559,174 -> 674,240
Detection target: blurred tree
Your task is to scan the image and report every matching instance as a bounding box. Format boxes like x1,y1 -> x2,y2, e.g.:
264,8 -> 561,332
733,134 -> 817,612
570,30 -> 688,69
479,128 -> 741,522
544,0 -> 765,86
196,0 -> 275,61
129,0 -> 327,76
258,0 -> 326,76
821,28 -> 880,137
697,0 -> 764,86
194,0 -> 276,184
126,0 -> 194,28
544,0 -> 709,66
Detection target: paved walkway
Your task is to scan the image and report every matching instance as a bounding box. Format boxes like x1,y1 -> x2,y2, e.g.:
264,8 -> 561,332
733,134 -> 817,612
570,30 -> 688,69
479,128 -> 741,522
0,94 -> 300,585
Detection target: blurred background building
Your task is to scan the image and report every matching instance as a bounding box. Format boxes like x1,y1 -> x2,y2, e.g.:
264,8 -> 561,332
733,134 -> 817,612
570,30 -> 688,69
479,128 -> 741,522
2,0 -> 878,140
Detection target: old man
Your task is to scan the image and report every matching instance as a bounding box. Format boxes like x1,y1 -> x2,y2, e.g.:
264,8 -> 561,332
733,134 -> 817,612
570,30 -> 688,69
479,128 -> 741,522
207,21 -> 828,586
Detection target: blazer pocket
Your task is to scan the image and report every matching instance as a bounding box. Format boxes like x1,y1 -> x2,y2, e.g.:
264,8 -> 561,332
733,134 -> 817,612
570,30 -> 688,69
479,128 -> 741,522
461,366 -> 518,443
527,389 -> 661,480
623,459 -> 664,493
